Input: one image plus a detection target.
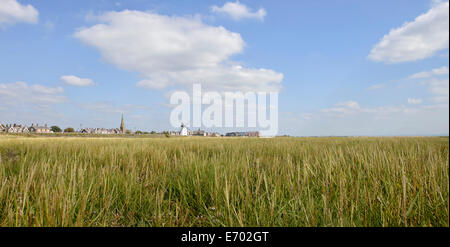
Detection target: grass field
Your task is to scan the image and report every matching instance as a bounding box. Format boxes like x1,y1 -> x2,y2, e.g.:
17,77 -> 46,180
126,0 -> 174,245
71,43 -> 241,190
0,135 -> 448,227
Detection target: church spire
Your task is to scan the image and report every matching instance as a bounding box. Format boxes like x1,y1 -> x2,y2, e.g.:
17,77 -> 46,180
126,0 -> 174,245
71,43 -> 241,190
120,114 -> 126,134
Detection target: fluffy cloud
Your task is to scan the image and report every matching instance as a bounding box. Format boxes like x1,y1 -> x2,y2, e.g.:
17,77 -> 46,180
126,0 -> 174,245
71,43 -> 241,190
76,11 -> 244,72
368,1 -> 449,63
61,75 -> 96,87
74,10 -> 282,91
211,1 -> 266,21
0,0 -> 38,26
0,81 -> 66,106
408,66 -> 449,79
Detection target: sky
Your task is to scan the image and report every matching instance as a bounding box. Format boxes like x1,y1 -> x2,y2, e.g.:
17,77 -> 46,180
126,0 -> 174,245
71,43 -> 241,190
0,0 -> 449,136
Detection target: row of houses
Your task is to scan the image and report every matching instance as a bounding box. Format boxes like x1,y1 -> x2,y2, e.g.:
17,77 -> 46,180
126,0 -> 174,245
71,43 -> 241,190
0,124 -> 126,135
1,115 -> 128,135
0,123 -> 52,133
79,115 -> 128,134
80,128 -> 125,135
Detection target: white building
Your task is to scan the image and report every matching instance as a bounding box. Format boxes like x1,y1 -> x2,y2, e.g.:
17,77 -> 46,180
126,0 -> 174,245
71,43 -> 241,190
180,124 -> 188,136
34,124 -> 52,133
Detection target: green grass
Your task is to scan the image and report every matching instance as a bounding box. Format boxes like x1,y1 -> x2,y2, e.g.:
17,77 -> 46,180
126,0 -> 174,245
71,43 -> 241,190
0,135 -> 448,227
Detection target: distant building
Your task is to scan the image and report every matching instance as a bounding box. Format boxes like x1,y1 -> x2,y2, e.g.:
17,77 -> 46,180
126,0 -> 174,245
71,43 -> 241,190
192,129 -> 206,136
174,125 -> 221,137
34,124 -> 51,133
79,114 -> 128,135
226,132 -> 246,137
246,131 -> 260,137
120,114 -> 126,134
168,131 -> 179,136
22,126 -> 29,133
206,132 -> 221,137
80,128 -> 122,134
226,131 -> 260,137
180,124 -> 188,136
0,123 -> 51,133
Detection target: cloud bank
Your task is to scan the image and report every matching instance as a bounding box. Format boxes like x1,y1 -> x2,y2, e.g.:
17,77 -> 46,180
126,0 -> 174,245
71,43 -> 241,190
408,66 -> 449,103
0,81 -> 66,106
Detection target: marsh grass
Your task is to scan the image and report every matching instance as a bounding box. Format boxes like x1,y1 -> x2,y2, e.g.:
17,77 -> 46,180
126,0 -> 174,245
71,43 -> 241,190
0,136 -> 448,226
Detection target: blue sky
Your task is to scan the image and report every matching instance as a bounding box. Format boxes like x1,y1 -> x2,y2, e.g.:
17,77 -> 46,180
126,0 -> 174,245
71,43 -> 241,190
0,0 -> 448,136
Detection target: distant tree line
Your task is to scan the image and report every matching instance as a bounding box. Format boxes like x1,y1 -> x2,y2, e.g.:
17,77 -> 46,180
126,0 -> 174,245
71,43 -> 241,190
135,130 -> 157,135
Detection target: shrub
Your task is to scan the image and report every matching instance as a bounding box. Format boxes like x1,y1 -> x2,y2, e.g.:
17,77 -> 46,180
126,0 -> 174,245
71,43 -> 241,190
64,127 -> 75,133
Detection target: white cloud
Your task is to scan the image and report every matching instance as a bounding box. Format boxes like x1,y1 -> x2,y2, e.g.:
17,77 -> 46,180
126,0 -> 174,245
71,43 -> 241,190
74,10 -> 282,91
76,11 -> 245,71
61,75 -> 96,87
31,84 -> 64,94
368,2 -> 449,63
136,65 -> 283,91
0,81 -> 67,127
367,83 -> 385,90
408,66 -> 449,79
404,66 -> 449,103
336,101 -> 360,109
0,81 -> 66,106
322,101 -> 360,114
0,0 -> 38,26
322,100 -> 417,116
408,98 -> 423,104
211,1 -> 266,21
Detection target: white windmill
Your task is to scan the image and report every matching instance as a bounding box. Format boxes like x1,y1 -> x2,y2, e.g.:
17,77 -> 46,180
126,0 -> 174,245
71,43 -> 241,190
179,123 -> 188,136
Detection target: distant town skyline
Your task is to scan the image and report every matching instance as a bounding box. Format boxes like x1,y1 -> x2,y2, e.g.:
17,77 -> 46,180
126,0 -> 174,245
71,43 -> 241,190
0,0 -> 448,136
0,115 -> 260,137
